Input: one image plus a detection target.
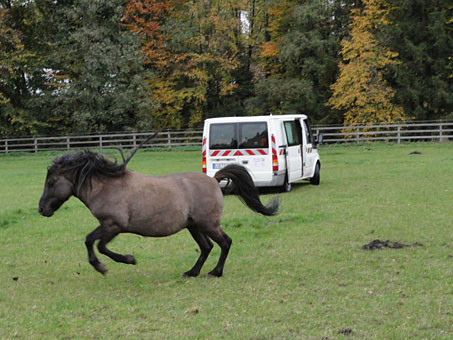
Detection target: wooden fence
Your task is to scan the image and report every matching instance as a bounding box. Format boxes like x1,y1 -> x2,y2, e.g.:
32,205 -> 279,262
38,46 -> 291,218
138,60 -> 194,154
312,121 -> 453,144
0,121 -> 452,154
0,131 -> 203,154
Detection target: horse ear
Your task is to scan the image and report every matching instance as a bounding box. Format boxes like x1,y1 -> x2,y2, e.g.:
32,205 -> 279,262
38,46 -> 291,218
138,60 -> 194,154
114,146 -> 127,165
117,131 -> 160,167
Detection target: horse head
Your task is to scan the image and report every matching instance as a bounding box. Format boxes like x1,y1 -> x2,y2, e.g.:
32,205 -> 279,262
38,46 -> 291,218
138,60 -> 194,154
38,157 -> 76,217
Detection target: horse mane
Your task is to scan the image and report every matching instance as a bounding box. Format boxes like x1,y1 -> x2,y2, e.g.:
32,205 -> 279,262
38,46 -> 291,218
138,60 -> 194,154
50,150 -> 127,194
49,132 -> 159,195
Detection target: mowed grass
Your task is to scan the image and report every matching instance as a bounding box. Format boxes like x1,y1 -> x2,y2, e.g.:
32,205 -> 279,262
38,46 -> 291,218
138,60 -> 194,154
1,142 -> 452,340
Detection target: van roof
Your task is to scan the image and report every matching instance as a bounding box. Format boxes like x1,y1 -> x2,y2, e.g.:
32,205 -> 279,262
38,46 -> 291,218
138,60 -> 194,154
204,114 -> 308,124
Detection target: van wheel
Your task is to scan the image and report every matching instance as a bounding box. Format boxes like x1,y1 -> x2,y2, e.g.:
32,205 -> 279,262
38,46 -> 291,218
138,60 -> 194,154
310,162 -> 320,185
281,175 -> 292,192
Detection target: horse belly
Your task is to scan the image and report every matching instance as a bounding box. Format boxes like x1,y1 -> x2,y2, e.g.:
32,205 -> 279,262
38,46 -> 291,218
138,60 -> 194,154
126,203 -> 189,237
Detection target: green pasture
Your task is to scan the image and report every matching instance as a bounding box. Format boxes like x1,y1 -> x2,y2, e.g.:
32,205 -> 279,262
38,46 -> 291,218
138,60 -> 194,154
1,142 -> 452,339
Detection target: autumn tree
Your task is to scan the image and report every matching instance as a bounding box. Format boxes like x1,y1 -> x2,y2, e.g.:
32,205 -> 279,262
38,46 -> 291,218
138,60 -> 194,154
124,0 -> 245,129
0,0 -> 56,136
328,0 -> 405,126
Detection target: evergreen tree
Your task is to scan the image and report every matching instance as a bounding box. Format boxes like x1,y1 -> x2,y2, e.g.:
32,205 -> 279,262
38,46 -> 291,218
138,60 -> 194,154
50,0 -> 154,133
246,0 -> 359,124
387,0 -> 453,120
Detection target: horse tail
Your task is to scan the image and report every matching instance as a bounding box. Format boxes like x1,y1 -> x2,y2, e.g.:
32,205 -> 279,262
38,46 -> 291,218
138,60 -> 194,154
214,164 -> 280,216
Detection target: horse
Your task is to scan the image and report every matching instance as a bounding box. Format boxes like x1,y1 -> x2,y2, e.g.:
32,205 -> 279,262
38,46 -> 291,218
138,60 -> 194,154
38,139 -> 280,278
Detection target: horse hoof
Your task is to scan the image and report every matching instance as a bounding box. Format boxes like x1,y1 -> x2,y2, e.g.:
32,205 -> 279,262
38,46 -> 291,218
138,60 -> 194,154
206,272 -> 222,279
125,255 -> 136,265
182,271 -> 199,278
96,263 -> 108,275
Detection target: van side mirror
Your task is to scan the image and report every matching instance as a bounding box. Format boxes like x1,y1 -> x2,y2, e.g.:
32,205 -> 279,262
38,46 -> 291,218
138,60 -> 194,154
316,133 -> 323,146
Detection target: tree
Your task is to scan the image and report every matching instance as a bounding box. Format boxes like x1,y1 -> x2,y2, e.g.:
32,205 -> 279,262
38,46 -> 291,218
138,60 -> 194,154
0,0 -> 55,136
124,0 -> 246,129
50,0 -> 154,133
386,0 -> 453,120
328,0 -> 405,126
246,0 -> 360,124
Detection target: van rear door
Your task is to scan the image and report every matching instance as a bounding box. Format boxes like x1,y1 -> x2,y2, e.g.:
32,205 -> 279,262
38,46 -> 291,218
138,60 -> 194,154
283,120 -> 303,182
237,121 -> 270,183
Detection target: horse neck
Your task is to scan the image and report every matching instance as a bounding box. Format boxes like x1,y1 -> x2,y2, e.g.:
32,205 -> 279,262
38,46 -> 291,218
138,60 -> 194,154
73,176 -> 102,208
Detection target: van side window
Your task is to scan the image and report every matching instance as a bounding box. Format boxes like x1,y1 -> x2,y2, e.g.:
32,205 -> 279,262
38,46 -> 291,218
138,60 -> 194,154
284,121 -> 302,146
303,120 -> 313,144
239,122 -> 268,149
209,123 -> 237,149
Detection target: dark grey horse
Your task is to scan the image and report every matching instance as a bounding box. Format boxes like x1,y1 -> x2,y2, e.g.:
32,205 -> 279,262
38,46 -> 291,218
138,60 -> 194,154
38,143 -> 279,277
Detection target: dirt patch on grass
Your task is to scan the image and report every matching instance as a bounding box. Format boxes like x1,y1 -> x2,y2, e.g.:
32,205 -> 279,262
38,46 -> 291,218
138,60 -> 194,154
362,239 -> 424,250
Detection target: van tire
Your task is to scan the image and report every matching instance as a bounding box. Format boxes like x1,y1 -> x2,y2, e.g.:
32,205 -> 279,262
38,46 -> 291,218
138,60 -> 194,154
281,175 -> 292,192
310,162 -> 320,185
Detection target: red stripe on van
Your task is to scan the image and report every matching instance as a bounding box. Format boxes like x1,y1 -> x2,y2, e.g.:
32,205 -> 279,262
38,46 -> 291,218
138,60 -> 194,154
209,149 -> 268,156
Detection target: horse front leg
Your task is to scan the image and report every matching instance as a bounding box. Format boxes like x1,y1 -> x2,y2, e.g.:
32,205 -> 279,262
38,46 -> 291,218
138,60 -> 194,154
85,226 -> 108,274
97,232 -> 137,265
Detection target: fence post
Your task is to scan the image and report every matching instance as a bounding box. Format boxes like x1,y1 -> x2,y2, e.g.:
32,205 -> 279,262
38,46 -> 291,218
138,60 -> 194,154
167,132 -> 171,148
439,122 -> 443,143
133,134 -> 137,148
397,125 -> 401,144
34,138 -> 38,153
66,137 -> 70,150
5,140 -> 8,154
356,126 -> 360,144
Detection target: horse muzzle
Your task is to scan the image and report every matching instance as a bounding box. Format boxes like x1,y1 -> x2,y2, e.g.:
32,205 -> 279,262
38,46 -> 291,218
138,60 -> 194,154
38,206 -> 54,217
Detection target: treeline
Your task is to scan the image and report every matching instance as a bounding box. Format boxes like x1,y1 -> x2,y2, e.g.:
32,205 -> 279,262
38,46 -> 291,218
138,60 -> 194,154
0,0 -> 452,136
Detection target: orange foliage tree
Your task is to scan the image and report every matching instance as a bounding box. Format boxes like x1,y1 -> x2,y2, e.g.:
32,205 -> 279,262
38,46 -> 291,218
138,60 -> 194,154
123,0 -> 243,129
328,0 -> 405,127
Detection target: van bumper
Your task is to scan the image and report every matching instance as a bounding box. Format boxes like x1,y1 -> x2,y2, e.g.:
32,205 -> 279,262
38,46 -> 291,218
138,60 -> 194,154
255,170 -> 286,187
218,170 -> 286,189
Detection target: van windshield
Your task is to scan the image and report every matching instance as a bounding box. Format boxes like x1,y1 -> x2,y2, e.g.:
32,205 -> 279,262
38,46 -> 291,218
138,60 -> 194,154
209,122 -> 268,150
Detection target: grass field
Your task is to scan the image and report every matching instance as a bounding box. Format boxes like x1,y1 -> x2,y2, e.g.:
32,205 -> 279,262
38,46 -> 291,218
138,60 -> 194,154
1,142 -> 452,339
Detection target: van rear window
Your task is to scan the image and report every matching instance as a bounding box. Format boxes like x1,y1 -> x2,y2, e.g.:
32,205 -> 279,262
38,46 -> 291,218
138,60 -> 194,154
239,122 -> 268,149
209,123 -> 237,149
209,122 -> 268,150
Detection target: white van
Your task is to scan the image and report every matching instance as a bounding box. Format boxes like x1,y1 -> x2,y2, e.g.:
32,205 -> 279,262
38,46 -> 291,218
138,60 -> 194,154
202,115 -> 322,192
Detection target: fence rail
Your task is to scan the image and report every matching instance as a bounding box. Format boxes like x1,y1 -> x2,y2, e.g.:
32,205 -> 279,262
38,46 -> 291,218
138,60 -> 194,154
1,121 -> 452,154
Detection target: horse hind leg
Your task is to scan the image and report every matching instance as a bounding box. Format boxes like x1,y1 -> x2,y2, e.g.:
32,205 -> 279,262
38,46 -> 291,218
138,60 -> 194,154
183,225 -> 213,277
205,227 -> 232,278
